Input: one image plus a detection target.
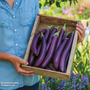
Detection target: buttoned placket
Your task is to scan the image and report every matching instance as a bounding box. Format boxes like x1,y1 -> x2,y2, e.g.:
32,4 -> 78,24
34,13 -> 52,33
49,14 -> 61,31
13,15 -> 19,56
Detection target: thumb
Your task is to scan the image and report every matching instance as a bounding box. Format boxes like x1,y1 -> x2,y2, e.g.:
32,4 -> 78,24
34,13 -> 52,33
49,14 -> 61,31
20,59 -> 28,65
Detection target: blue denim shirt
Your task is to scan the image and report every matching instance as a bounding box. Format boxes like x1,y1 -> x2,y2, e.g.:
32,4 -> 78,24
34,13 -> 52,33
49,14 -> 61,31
0,0 -> 40,90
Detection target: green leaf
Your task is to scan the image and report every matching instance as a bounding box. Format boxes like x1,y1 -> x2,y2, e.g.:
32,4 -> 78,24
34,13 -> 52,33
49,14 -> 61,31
44,2 -> 50,6
39,3 -> 42,8
56,1 -> 60,7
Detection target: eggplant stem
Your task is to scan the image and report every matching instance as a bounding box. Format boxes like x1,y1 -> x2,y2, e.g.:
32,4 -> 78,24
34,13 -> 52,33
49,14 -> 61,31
53,30 -> 60,36
63,23 -> 66,31
67,31 -> 72,35
41,32 -> 44,37
47,25 -> 53,29
55,26 -> 60,30
73,31 -> 75,34
65,38 -> 69,40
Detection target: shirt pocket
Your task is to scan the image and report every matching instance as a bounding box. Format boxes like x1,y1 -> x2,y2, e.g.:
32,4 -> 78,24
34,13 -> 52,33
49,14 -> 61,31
0,12 -> 9,28
19,7 -> 33,27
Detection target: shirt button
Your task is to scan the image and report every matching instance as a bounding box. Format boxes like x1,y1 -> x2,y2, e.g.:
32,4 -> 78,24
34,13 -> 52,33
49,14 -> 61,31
15,29 -> 17,32
13,15 -> 15,18
16,2 -> 18,4
16,44 -> 18,46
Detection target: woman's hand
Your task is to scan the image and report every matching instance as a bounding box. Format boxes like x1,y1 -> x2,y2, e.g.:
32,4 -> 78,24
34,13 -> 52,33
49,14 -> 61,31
76,22 -> 85,43
10,55 -> 35,76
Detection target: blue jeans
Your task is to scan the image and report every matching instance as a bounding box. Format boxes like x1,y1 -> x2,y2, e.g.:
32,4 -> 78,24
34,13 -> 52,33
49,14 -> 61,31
15,82 -> 39,90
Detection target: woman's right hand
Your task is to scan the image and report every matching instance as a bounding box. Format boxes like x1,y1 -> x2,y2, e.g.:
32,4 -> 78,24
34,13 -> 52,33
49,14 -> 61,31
10,55 -> 35,76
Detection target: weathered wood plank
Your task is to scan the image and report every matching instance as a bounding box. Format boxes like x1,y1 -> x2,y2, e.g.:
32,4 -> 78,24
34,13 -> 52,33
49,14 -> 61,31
22,65 -> 70,80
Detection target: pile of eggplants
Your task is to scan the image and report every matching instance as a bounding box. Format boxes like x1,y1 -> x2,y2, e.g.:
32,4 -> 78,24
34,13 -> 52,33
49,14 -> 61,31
28,24 -> 74,73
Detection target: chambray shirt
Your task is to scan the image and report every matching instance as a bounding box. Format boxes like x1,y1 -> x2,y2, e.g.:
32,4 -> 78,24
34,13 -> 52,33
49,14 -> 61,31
0,0 -> 40,90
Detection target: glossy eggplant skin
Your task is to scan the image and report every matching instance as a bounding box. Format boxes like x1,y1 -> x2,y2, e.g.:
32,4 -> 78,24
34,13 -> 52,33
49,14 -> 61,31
34,36 -> 46,67
55,29 -> 65,51
28,52 -> 35,66
31,33 -> 41,55
31,29 -> 46,55
64,52 -> 70,73
41,35 -> 58,68
41,29 -> 46,34
46,28 -> 57,52
29,29 -> 46,65
44,28 -> 50,40
53,39 -> 68,70
59,33 -> 74,72
37,29 -> 50,56
37,43 -> 41,56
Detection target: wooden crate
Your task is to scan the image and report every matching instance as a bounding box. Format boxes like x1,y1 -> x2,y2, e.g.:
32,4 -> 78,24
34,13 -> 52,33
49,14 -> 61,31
81,20 -> 89,28
22,14 -> 79,80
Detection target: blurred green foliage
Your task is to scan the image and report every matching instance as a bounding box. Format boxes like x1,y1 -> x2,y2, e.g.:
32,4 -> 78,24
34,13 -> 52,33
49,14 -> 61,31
39,0 -> 78,8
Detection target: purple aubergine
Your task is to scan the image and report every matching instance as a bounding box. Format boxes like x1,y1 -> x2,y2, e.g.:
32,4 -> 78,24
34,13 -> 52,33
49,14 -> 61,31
34,33 -> 46,67
53,38 -> 68,69
31,33 -> 41,55
31,29 -> 46,55
55,23 -> 66,51
37,43 -> 41,56
41,29 -> 46,34
28,52 -> 35,66
44,25 -> 53,40
41,31 -> 59,68
37,26 -> 52,55
62,31 -> 72,41
64,52 -> 70,73
59,32 -> 74,72
45,66 -> 52,70
46,26 -> 59,52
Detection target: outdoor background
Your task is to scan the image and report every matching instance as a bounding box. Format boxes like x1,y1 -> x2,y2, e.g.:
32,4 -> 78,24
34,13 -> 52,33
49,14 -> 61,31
39,0 -> 90,90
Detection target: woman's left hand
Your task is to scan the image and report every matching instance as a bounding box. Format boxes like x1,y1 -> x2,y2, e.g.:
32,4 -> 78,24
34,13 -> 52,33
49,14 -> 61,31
76,22 -> 85,43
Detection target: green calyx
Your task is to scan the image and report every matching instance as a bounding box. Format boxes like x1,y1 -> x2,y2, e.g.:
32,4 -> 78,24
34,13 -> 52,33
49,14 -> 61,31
63,23 -> 66,31
65,38 -> 69,40
66,31 -> 75,35
53,30 -> 60,37
67,31 -> 72,35
41,32 -> 44,37
47,25 -> 53,29
73,31 -> 75,34
55,26 -> 60,30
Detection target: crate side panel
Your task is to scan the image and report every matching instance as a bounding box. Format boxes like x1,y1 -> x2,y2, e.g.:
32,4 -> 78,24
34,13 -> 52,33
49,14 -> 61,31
22,65 -> 70,80
66,31 -> 78,74
38,14 -> 79,27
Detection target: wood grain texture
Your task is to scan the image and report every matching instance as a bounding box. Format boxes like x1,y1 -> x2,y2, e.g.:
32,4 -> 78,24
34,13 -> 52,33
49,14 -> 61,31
81,20 -> 89,28
22,65 -> 70,80
23,14 -> 79,80
38,14 -> 79,27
